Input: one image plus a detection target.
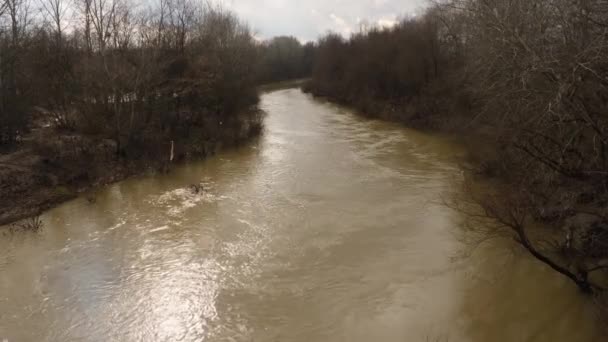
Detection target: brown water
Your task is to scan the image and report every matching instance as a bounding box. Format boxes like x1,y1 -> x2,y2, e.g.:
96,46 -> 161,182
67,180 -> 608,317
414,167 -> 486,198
0,89 -> 603,341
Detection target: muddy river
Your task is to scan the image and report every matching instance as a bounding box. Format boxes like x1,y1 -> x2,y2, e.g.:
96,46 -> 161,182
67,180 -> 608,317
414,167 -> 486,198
0,89 -> 602,341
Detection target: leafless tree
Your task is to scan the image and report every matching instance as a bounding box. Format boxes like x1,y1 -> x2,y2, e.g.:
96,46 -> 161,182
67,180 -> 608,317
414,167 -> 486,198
39,0 -> 69,43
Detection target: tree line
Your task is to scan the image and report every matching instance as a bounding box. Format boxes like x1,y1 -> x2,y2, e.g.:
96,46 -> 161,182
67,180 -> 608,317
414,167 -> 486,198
257,36 -> 315,84
0,0 -> 313,158
305,0 -> 608,295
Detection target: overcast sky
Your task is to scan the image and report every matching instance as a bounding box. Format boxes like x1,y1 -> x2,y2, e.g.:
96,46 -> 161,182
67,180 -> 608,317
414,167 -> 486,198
220,0 -> 428,42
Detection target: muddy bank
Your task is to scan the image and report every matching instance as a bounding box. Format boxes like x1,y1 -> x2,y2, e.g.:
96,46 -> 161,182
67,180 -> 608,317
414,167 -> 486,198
0,112 -> 263,227
1,150 -> 152,226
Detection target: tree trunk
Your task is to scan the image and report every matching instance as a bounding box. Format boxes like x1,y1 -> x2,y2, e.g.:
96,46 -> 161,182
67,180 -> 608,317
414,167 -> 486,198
516,225 -> 595,294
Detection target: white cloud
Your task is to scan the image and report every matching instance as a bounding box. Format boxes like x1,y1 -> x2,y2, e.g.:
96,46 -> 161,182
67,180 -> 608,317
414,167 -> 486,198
377,18 -> 398,29
329,13 -> 353,36
219,0 -> 426,41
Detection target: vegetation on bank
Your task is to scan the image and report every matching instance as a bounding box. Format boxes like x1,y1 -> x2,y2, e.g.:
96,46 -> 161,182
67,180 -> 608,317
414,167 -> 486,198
0,0 -> 265,154
257,36 -> 315,84
305,0 -> 608,297
0,0 -> 313,226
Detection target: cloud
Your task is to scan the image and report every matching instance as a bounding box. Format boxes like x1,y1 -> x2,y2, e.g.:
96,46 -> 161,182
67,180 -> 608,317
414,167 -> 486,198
329,13 -> 353,36
219,0 -> 426,41
377,18 -> 398,29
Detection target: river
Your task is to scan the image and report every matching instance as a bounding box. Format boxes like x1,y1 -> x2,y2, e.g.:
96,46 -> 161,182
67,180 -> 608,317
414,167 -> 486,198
0,89 -> 603,341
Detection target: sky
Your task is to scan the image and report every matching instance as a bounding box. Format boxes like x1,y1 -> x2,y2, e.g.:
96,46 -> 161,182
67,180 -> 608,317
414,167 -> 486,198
220,0 -> 428,42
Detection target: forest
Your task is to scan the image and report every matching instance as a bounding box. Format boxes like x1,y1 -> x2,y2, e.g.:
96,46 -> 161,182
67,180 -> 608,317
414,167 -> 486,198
305,0 -> 608,297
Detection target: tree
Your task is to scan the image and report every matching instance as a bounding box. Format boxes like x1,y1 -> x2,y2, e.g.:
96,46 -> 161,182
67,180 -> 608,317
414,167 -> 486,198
441,0 -> 608,294
257,36 -> 315,84
0,0 -> 31,145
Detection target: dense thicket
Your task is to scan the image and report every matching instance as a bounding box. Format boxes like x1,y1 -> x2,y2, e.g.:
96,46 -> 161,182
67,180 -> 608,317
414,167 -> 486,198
0,0 -> 262,159
305,11 -> 467,128
257,36 -> 315,84
307,0 -> 608,295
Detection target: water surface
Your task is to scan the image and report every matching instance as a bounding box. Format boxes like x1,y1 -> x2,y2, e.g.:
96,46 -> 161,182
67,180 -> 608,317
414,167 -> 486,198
0,89 -> 603,341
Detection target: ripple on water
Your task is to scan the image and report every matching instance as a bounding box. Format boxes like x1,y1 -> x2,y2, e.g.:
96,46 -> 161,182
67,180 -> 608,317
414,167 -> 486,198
150,184 -> 217,217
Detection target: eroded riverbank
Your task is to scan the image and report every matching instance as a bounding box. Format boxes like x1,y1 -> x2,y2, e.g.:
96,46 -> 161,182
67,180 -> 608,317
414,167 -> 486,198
0,108 -> 262,227
0,89 -> 603,341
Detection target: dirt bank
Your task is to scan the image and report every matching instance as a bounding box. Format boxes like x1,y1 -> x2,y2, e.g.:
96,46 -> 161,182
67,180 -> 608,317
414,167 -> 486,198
0,109 -> 264,227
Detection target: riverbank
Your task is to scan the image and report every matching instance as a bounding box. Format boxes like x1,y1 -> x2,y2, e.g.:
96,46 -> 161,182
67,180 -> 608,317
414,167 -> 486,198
0,108 -> 264,227
301,81 -> 464,133
259,78 -> 310,93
